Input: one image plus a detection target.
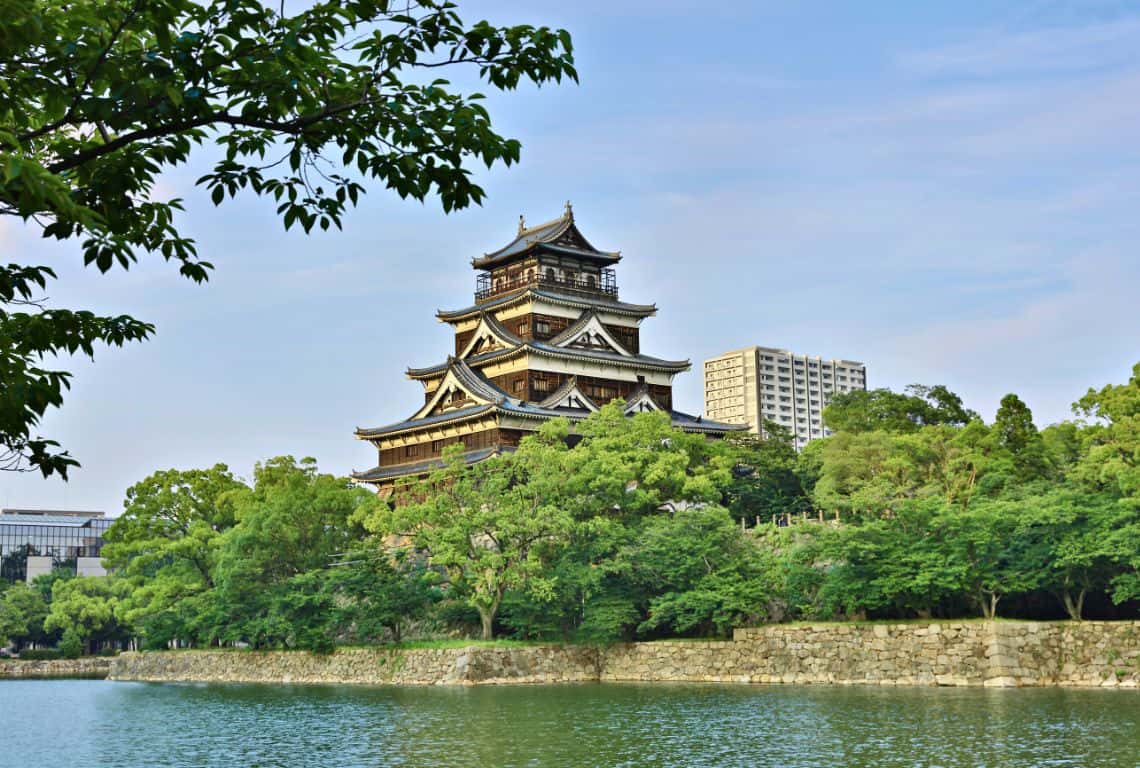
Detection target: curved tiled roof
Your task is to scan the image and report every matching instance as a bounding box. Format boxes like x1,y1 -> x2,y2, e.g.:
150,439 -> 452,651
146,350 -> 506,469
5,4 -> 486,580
352,447 -> 505,482
407,346 -> 520,380
526,340 -> 689,373
448,357 -> 511,403
437,288 -> 657,323
354,403 -> 496,439
471,209 -> 620,270
408,342 -> 688,381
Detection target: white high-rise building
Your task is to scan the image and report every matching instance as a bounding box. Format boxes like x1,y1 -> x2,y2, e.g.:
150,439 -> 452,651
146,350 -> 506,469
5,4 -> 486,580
703,346 -> 867,449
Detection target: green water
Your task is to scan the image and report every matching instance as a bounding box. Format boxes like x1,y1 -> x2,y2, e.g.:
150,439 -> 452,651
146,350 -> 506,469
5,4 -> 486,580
2,680 -> 1138,767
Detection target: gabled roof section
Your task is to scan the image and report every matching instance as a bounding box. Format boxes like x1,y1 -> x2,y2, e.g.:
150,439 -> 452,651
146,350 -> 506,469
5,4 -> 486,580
537,376 -> 600,412
354,403 -> 496,440
526,340 -> 690,374
410,342 -> 689,381
412,357 -> 510,419
408,345 -> 523,381
437,288 -> 657,324
548,310 -> 633,357
623,383 -> 663,414
472,204 -> 621,270
458,311 -> 523,359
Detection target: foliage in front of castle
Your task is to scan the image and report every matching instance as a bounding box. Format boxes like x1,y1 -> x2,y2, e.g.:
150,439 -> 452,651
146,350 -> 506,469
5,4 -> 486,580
2,364 -> 1137,653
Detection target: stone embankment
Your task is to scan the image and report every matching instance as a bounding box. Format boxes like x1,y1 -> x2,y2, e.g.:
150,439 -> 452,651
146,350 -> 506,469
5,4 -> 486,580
106,620 -> 1140,689
110,645 -> 599,686
0,657 -> 112,679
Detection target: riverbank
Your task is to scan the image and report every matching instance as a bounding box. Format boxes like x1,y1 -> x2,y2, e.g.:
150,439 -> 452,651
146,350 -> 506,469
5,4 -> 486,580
0,657 -> 111,679
106,620 -> 1140,688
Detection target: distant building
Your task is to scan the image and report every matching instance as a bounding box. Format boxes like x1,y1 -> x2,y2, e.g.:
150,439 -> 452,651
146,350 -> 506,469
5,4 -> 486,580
703,346 -> 867,449
0,509 -> 111,584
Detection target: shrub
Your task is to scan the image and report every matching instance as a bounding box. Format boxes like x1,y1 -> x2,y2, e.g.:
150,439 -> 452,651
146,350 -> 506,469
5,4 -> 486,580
17,649 -> 61,661
58,629 -> 84,659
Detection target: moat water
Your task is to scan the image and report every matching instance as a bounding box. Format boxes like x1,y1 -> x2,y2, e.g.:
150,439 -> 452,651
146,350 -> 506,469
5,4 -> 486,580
3,680 -> 1139,767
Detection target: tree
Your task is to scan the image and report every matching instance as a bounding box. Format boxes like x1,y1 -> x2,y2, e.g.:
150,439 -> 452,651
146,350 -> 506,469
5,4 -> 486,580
993,393 -> 1047,479
0,583 -> 49,649
722,422 -> 811,525
942,501 -> 1043,619
210,456 -> 375,648
1,0 -> 577,476
43,576 -> 126,653
631,506 -> 769,638
1072,363 -> 1140,604
320,547 -> 439,644
822,384 -> 977,435
101,463 -> 244,647
1020,490 -> 1120,620
368,425 -> 574,640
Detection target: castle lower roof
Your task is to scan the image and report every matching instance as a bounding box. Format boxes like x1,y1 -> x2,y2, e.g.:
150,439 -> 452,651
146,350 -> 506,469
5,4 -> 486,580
351,447 -> 506,482
437,287 -> 657,323
406,343 -> 689,381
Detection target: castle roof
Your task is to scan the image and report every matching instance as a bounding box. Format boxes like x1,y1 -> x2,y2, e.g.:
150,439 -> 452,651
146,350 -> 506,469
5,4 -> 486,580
405,342 -> 690,381
351,447 -> 505,482
437,288 -> 657,323
471,205 -> 621,270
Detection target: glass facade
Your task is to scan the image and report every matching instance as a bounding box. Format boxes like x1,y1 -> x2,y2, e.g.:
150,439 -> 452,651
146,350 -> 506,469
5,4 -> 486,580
0,510 -> 112,583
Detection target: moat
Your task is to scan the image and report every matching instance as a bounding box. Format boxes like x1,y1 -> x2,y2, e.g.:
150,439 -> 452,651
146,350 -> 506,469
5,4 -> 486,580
5,679 -> 1139,768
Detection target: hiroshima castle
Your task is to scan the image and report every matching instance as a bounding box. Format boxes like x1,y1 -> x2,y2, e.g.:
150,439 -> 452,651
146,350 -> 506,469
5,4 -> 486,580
352,204 -> 742,496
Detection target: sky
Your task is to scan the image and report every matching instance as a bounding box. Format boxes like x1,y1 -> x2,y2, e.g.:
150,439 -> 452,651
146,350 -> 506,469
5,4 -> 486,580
3,1 -> 1139,515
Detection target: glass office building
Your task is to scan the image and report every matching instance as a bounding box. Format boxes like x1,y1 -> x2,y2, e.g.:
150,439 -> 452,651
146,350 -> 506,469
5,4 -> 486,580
0,509 -> 111,583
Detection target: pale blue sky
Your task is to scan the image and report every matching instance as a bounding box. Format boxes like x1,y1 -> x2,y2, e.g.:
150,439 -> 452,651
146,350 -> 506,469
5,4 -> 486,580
4,1 -> 1139,515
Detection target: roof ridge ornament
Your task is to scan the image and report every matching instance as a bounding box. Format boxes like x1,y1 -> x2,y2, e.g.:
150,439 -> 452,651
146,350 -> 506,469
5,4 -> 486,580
564,200 -> 573,220
518,214 -> 526,234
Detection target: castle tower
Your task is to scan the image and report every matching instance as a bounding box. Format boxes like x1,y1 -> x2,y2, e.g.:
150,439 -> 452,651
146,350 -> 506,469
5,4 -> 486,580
353,206 -> 742,496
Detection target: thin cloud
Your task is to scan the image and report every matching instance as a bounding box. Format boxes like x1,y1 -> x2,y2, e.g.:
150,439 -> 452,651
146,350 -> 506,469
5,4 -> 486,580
897,17 -> 1140,77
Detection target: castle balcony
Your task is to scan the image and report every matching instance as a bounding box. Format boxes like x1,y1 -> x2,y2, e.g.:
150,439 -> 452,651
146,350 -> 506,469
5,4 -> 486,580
475,267 -> 618,303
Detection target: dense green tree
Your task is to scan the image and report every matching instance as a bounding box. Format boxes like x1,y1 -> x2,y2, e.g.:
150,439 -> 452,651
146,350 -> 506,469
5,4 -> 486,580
1,0 -> 577,477
993,394 -> 1048,479
942,501 -> 1044,619
101,463 -> 244,647
817,500 -> 965,620
368,425 -> 574,640
822,384 -> 977,435
722,422 -> 811,525
0,583 -> 49,649
320,548 -> 439,644
210,457 -> 376,648
1021,490 -> 1120,620
43,576 -> 127,653
631,506 -> 769,637
1072,363 -> 1140,603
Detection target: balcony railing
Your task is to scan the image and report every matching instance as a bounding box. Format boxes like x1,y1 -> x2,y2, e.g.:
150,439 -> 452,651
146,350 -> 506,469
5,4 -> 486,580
475,268 -> 618,303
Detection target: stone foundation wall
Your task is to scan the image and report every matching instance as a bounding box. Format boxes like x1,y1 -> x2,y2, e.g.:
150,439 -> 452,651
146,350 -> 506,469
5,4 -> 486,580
109,645 -> 600,686
0,657 -> 111,679
105,621 -> 1140,689
603,621 -> 1140,688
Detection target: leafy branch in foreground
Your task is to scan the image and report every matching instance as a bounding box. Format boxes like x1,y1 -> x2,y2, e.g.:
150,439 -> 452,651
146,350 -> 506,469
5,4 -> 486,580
0,0 -> 576,476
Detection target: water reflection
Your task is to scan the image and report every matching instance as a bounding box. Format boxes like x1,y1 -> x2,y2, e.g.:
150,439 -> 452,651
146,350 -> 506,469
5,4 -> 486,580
2,680 -> 1137,768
